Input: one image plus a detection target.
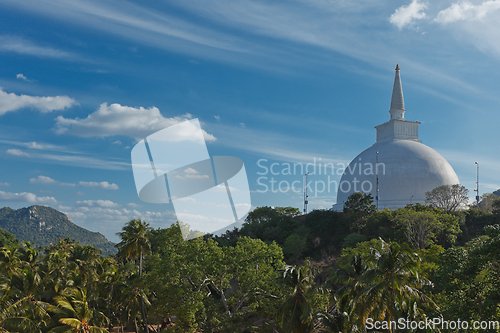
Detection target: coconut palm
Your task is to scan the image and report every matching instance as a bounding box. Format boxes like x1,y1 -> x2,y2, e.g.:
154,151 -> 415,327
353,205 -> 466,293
277,260 -> 322,333
116,219 -> 152,277
331,254 -> 368,332
67,244 -> 100,287
116,219 -> 152,332
94,257 -> 128,331
117,277 -> 151,333
40,249 -> 73,294
0,268 -> 52,333
353,239 -> 437,331
47,287 -> 108,333
0,246 -> 23,282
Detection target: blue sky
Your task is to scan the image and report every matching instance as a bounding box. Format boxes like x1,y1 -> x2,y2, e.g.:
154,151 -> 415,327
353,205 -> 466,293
1,0 -> 499,242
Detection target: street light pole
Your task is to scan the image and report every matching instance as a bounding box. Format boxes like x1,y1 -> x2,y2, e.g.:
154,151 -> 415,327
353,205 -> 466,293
303,172 -> 309,215
376,151 -> 379,210
474,162 -> 479,207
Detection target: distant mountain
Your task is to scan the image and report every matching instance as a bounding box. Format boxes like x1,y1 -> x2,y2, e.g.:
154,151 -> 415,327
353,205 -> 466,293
0,205 -> 116,255
493,189 -> 500,197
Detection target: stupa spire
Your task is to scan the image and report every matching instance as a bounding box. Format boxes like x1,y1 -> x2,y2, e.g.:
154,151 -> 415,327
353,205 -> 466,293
389,64 -> 405,120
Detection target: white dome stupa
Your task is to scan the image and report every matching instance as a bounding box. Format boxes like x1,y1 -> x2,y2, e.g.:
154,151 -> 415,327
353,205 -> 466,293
332,65 -> 459,210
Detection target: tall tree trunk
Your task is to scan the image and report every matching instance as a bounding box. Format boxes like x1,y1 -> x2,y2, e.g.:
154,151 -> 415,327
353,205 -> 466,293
139,250 -> 143,277
139,250 -> 149,333
108,284 -> 114,331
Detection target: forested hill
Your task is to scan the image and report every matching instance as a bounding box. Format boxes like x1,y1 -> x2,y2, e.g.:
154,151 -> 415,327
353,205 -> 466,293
0,205 -> 116,255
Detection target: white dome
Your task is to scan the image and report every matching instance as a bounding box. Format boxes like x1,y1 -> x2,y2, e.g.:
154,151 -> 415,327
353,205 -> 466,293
332,65 -> 460,211
334,138 -> 459,210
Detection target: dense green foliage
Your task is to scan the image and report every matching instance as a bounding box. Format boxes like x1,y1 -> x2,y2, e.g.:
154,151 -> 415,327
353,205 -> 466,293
0,206 -> 116,255
0,228 -> 18,247
212,200 -> 464,263
145,225 -> 289,332
425,184 -> 469,212
2,191 -> 500,332
433,224 -> 500,330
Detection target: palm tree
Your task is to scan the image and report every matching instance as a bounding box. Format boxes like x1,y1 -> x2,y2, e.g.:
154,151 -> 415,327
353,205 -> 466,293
0,246 -> 23,281
67,244 -> 100,287
116,219 -> 152,277
40,249 -> 72,294
117,276 -> 151,333
0,268 -> 52,333
95,257 -> 127,331
331,254 -> 368,332
353,239 -> 437,331
116,219 -> 152,333
277,260 -> 322,333
47,287 -> 108,333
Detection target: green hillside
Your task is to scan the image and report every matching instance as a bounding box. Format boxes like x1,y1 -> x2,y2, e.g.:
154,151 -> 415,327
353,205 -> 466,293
0,205 -> 116,255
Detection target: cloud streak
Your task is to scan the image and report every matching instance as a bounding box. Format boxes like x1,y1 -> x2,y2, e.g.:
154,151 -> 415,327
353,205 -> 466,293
54,102 -> 216,141
0,88 -> 77,116
0,190 -> 57,205
6,148 -> 30,157
0,0 -> 492,101
16,74 -> 34,82
2,145 -> 129,170
390,0 -> 427,29
79,181 -> 119,190
75,199 -> 119,208
0,35 -> 75,59
29,175 -> 76,187
436,0 -> 500,24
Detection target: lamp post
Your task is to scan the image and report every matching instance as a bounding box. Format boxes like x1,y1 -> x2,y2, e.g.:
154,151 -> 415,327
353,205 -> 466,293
303,172 -> 309,215
376,151 -> 379,210
474,162 -> 479,207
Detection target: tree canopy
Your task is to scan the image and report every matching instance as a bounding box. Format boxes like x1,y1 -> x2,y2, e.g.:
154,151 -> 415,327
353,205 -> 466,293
425,184 -> 469,212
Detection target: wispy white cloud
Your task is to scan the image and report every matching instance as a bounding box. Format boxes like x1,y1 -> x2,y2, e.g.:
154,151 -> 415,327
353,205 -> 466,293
0,182 -> 10,186
0,35 -> 74,59
6,148 -> 30,157
75,199 -> 119,208
2,146 -> 129,170
32,152 -> 129,170
54,102 -> 216,141
0,190 -> 57,205
0,88 -> 77,116
16,73 -> 34,82
0,0 -> 490,102
0,139 -> 129,170
431,0 -> 500,59
78,181 -> 119,190
436,147 -> 500,198
211,122 -> 351,165
390,0 -> 428,29
436,0 -> 500,24
29,175 -> 76,187
27,141 -> 52,150
0,139 -> 67,152
0,1 -> 249,62
61,204 -> 177,241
